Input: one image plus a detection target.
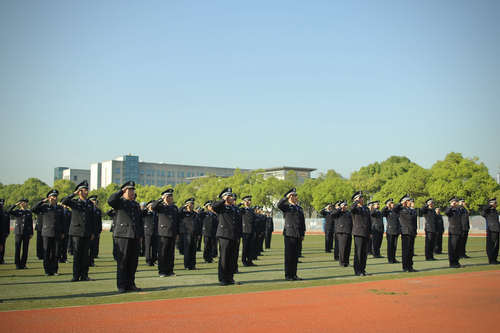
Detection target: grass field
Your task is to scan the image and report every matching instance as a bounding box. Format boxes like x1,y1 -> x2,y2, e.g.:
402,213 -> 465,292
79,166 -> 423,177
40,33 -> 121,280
0,232 -> 496,311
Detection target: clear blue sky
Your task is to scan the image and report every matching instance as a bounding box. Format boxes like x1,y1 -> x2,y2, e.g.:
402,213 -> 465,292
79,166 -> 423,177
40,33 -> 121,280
1,1 -> 499,185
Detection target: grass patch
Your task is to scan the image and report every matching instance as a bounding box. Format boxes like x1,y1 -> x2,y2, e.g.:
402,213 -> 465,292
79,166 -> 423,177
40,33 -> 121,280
0,233 -> 496,311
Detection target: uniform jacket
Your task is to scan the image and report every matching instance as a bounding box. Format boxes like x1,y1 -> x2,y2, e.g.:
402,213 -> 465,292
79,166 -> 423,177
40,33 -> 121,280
350,204 -> 371,238
481,206 -> 499,232
108,190 -> 144,239
444,206 -> 463,235
201,211 -> 218,238
32,201 -> 65,238
0,208 -> 10,237
381,207 -> 401,235
178,208 -> 201,236
332,209 -> 352,234
212,200 -> 242,241
151,200 -> 179,237
240,207 -> 255,234
319,208 -> 335,233
9,206 -> 33,236
421,206 -> 438,233
277,197 -> 305,239
142,210 -> 158,236
265,216 -> 274,232
435,214 -> 444,233
370,209 -> 384,233
61,194 -> 96,237
394,204 -> 417,236
459,206 -> 470,232
94,207 -> 103,234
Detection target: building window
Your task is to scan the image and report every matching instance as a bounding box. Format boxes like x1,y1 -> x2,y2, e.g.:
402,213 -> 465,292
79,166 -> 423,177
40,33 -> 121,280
200,172 -> 204,176
140,170 -> 144,175
168,171 -> 173,177
115,168 -> 121,174
178,171 -> 184,178
73,176 -> 77,181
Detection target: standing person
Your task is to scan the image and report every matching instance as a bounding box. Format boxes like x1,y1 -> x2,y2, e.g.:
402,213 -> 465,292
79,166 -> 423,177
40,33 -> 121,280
481,198 -> 499,265
108,181 -> 144,293
9,199 -> 33,269
458,199 -> 470,258
369,201 -> 384,258
255,207 -> 266,256
201,201 -> 218,263
332,201 -> 352,267
142,200 -> 158,266
394,195 -> 418,272
88,195 -> 102,267
350,192 -> 371,276
107,209 -> 118,261
0,199 -> 10,264
445,198 -> 463,268
35,207 -> 44,260
58,204 -> 71,263
179,198 -> 200,270
151,189 -> 179,277
240,196 -> 256,266
421,198 -> 438,261
382,198 -> 400,264
320,203 -> 335,253
61,180 -> 96,282
32,190 -> 65,276
265,211 -> 274,249
434,207 -> 444,254
212,188 -> 242,285
277,188 -> 306,281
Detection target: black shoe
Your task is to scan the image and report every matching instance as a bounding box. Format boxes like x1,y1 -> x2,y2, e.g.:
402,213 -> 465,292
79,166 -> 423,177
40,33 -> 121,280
462,255 -> 471,258
325,250 -> 332,253
247,262 -> 256,266
70,277 -> 79,282
393,260 -> 400,264
117,288 -> 127,293
343,263 -> 349,267
450,264 -> 462,268
285,277 -> 294,281
489,261 -> 500,265
403,269 -> 409,272
130,285 -> 142,292
159,274 -> 167,277
408,268 -> 418,272
81,276 -> 94,281
292,276 -> 302,281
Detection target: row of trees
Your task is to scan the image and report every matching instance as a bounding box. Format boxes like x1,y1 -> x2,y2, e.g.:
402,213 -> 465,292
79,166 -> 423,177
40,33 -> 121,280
1,153 -> 499,216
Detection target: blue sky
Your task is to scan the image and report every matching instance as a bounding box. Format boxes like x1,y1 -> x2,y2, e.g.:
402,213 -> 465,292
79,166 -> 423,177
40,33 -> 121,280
1,1 -> 499,185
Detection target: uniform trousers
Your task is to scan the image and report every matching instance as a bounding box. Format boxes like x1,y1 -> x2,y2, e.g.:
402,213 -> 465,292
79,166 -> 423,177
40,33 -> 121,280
43,236 -> 58,274
15,235 -> 30,268
448,234 -> 461,267
265,230 -> 272,249
371,231 -> 383,256
284,236 -> 300,278
434,232 -> 443,254
158,236 -> 175,275
324,230 -> 334,252
337,233 -> 351,266
486,231 -> 499,264
401,234 -> 415,271
425,232 -> 436,260
183,233 -> 197,269
144,233 -> 158,265
386,234 -> 399,263
71,236 -> 91,280
115,237 -> 139,290
353,236 -> 368,275
218,237 -> 237,283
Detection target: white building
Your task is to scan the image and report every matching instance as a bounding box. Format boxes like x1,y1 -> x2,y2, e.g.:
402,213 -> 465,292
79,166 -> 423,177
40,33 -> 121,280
62,168 -> 90,185
257,166 -> 316,184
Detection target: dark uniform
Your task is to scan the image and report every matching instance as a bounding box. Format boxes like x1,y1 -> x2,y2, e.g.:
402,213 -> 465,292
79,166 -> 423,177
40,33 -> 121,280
255,210 -> 266,256
213,188 -> 242,285
458,201 -> 470,258
421,200 -> 438,260
89,197 -> 102,266
58,206 -> 71,263
240,198 -> 256,266
382,199 -> 400,264
142,202 -> 158,266
370,204 -> 384,258
277,188 -> 305,281
481,199 -> 499,265
394,195 -> 417,272
201,202 -> 218,263
332,202 -> 352,267
178,199 -> 200,270
444,199 -> 463,268
107,209 -> 118,261
61,181 -> 96,281
35,212 -> 44,260
32,190 -> 65,275
434,211 -> 444,254
351,192 -> 371,276
320,206 -> 335,253
0,199 -> 10,264
8,199 -> 33,269
108,181 -> 144,292
265,214 -> 274,249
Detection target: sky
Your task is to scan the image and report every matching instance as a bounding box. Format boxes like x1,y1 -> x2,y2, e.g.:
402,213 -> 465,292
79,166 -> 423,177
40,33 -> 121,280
1,0 -> 499,186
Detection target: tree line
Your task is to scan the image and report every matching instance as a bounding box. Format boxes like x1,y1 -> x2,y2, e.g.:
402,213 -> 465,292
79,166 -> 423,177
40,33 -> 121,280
1,152 -> 498,217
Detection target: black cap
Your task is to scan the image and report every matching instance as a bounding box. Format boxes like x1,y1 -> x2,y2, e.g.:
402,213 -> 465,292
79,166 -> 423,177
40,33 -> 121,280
184,197 -> 195,204
371,200 -> 379,205
0,199 -> 4,205
47,189 -> 59,198
242,195 -> 252,201
351,191 -> 363,201
219,187 -> 233,199
204,200 -> 213,207
88,195 -> 98,201
449,197 -> 458,203
284,188 -> 297,198
161,189 -> 174,196
121,181 -> 135,190
399,194 -> 411,203
458,198 -> 465,203
19,198 -> 29,203
426,198 -> 433,205
385,198 -> 394,205
339,200 -> 347,207
488,198 -> 497,204
74,180 -> 89,192
146,200 -> 154,206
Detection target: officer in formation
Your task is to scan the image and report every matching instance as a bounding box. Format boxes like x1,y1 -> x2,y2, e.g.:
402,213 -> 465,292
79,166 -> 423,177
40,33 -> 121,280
8,198 -> 33,269
254,207 -> 267,258
320,203 -> 335,253
350,192 -> 371,276
382,198 -> 400,264
481,198 -> 499,265
240,195 -> 256,266
200,200 -> 218,263
151,188 -> 179,277
32,190 -> 65,275
61,180 -> 96,282
394,194 -> 418,272
369,201 -> 384,258
421,198 -> 438,261
88,195 -> 102,266
332,200 -> 352,267
179,198 -> 201,270
58,204 -> 71,263
212,187 -> 242,285
434,207 -> 444,254
264,211 -> 274,249
0,199 -> 10,264
142,200 -> 158,266
445,198 -> 463,268
277,188 -> 305,281
458,199 -> 470,258
106,208 -> 118,261
35,204 -> 44,260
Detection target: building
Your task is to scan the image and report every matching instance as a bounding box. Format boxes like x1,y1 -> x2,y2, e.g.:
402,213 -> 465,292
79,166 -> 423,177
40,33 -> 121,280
497,172 -> 500,185
257,166 -> 316,184
54,167 -> 68,182
62,168 -> 90,185
90,154 -> 246,190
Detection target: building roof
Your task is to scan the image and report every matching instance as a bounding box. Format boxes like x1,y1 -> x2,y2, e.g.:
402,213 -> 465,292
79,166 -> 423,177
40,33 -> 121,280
258,166 -> 316,172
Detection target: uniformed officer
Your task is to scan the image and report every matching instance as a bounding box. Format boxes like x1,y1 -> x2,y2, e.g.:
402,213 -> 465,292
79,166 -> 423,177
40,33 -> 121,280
32,190 -> 65,275
254,207 -> 266,257
445,197 -> 463,268
61,180 -> 96,281
351,192 -> 371,276
142,200 -> 158,266
369,201 -> 384,258
0,199 -> 10,264
201,200 -> 218,263
421,198 -> 438,261
434,207 -> 444,254
58,204 -> 71,263
277,188 -> 306,281
151,188 -> 179,277
458,199 -> 470,258
179,198 -> 200,270
394,194 -> 418,272
320,203 -> 335,253
382,198 -> 400,264
481,198 -> 499,265
88,195 -> 102,267
35,203 -> 44,260
264,211 -> 274,249
212,187 -> 242,285
332,200 -> 352,267
108,181 -> 144,293
8,198 -> 33,269
240,195 -> 256,266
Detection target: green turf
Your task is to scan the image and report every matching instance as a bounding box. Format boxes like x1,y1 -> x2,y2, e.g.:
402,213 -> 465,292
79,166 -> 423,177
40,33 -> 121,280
0,233 -> 497,311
